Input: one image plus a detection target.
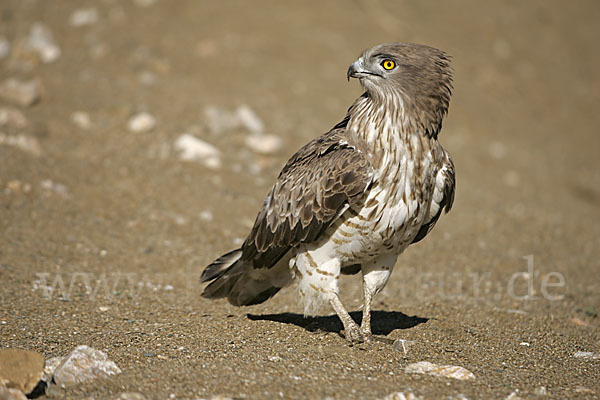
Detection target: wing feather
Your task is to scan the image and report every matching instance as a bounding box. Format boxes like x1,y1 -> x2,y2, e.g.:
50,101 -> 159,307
412,150 -> 455,244
241,127 -> 373,268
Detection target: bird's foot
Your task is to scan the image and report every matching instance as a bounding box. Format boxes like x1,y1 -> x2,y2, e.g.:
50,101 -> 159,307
359,327 -> 372,342
344,325 -> 372,344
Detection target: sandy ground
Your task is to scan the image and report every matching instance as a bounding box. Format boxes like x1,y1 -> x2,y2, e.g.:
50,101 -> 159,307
1,1 -> 599,399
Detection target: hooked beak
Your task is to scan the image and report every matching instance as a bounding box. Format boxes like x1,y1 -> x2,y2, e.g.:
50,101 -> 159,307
347,61 -> 359,81
347,59 -> 382,81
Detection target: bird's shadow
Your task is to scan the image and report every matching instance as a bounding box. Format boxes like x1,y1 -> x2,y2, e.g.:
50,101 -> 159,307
247,310 -> 428,336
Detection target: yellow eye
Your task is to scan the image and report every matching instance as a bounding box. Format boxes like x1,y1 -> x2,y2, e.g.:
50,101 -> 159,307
381,59 -> 396,70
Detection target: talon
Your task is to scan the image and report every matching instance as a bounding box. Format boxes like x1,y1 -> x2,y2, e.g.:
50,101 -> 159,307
344,326 -> 364,343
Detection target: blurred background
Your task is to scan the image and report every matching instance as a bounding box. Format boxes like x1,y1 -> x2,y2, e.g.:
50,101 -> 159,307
1,1 -> 599,399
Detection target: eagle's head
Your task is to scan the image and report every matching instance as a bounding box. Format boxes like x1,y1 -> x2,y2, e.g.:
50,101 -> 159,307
347,43 -> 453,136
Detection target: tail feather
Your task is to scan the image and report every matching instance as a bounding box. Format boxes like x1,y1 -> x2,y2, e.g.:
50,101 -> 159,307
200,248 -> 285,306
200,248 -> 243,283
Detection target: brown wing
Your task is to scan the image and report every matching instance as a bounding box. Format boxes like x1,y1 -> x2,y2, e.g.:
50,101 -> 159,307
412,151 -> 455,244
241,127 -> 373,268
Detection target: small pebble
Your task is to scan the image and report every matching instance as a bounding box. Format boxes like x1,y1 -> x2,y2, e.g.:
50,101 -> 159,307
519,342 -> 530,347
71,111 -> 92,129
0,107 -> 28,128
127,112 -> 156,133
40,179 -> 69,197
199,210 -> 213,221
245,133 -> 283,155
236,105 -> 264,134
0,78 -> 42,107
98,306 -> 110,312
381,392 -> 422,400
69,8 -> 99,27
25,23 -> 61,63
117,393 -> 147,400
174,133 -> 221,169
405,361 -> 475,380
535,386 -> 547,395
0,133 -> 42,156
573,351 -> 599,360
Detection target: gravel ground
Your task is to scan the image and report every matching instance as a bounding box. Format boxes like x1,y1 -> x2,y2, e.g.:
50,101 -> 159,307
1,1 -> 599,399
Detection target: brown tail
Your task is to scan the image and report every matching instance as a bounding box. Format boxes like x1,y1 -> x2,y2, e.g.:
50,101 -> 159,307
200,249 -> 281,306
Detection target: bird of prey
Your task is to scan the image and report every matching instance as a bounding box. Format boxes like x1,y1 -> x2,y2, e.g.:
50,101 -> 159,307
201,43 -> 455,343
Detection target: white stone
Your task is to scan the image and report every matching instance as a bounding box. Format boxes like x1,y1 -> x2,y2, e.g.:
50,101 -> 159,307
117,393 -> 147,400
71,111 -> 92,130
199,210 -> 213,221
404,361 -> 475,380
69,8 -> 99,27
26,23 -> 60,63
40,179 -> 68,197
51,345 -> 121,387
174,133 -> 221,169
42,357 -> 63,383
245,133 -> 282,155
127,112 -> 156,133
236,105 -> 264,134
0,78 -> 42,107
0,107 -> 28,129
0,133 -> 42,156
573,351 -> 599,360
381,392 -> 423,400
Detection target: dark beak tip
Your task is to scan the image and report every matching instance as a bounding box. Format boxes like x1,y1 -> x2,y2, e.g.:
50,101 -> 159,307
346,65 -> 355,81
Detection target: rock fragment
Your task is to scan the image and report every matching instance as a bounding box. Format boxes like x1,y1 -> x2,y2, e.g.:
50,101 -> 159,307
245,133 -> 282,155
25,23 -> 61,63
0,349 -> 44,394
127,112 -> 156,133
573,351 -> 599,360
204,105 -> 265,135
404,361 -> 475,380
0,78 -> 42,107
236,105 -> 264,134
69,8 -> 99,27
70,111 -> 92,130
174,133 -> 221,169
0,107 -> 28,129
50,345 -> 121,388
117,392 -> 147,400
381,391 -> 422,400
0,133 -> 42,156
